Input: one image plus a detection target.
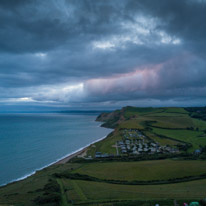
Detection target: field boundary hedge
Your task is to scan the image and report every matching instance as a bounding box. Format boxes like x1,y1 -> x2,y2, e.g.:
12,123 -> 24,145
53,172 -> 206,186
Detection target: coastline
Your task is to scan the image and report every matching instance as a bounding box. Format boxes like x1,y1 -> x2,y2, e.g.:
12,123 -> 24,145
55,146 -> 88,164
1,128 -> 112,187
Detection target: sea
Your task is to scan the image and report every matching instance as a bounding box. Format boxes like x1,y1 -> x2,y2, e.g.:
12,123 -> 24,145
0,112 -> 112,186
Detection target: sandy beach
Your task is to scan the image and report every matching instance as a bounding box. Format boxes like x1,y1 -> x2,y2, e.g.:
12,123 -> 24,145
55,147 -> 88,164
54,133 -> 111,165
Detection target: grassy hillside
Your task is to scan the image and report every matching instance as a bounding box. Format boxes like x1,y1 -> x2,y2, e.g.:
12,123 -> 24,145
93,106 -> 206,155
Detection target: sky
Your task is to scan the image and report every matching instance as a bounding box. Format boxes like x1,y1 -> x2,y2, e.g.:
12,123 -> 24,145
0,0 -> 206,111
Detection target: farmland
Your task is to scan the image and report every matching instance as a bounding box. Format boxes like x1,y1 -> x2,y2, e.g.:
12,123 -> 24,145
63,178 -> 206,203
1,160 -> 206,206
72,160 -> 206,181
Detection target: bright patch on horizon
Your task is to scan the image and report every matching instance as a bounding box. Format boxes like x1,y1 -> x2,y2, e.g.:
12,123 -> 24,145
93,41 -> 115,49
31,83 -> 85,103
0,97 -> 36,103
62,83 -> 84,92
35,52 -> 47,58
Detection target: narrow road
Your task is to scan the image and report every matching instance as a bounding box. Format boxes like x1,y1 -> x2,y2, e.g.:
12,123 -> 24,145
57,178 -> 71,206
116,143 -> 119,155
72,181 -> 87,201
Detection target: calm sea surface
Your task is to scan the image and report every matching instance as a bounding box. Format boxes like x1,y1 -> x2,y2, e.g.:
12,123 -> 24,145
0,112 -> 112,186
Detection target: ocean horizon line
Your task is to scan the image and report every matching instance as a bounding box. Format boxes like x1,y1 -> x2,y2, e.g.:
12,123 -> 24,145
0,110 -> 112,114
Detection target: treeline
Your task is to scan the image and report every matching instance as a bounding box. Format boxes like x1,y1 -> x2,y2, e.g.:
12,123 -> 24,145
70,153 -> 195,163
53,172 -> 206,186
185,107 -> 206,121
112,199 -> 206,206
71,151 -> 206,164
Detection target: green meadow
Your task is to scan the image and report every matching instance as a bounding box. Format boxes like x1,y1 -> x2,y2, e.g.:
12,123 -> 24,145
63,178 -> 206,203
73,160 -> 206,181
152,127 -> 206,151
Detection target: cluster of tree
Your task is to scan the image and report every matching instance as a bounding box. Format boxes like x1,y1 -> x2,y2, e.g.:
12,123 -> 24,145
185,107 -> 206,121
113,199 -> 205,206
199,146 -> 206,160
186,126 -> 199,131
33,179 -> 61,206
176,143 -> 192,151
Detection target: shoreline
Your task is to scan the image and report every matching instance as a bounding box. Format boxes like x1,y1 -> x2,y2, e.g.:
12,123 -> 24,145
54,131 -> 112,164
54,146 -> 88,164
0,129 -> 112,187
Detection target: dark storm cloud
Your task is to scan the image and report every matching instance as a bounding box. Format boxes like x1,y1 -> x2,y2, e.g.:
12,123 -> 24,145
0,0 -> 206,107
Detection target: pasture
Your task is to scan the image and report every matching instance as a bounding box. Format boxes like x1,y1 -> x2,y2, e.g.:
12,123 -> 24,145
73,159 -> 206,181
63,178 -> 206,204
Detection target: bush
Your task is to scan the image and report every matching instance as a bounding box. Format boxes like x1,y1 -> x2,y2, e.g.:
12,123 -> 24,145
33,179 -> 61,205
34,193 -> 61,204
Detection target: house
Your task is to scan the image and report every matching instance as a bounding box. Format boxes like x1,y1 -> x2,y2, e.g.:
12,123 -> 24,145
101,153 -> 109,158
144,148 -> 149,152
194,149 -> 201,155
125,140 -> 130,144
85,156 -> 93,160
133,150 -> 139,155
121,146 -> 126,150
150,148 -> 156,153
95,152 -> 102,158
118,141 -> 124,145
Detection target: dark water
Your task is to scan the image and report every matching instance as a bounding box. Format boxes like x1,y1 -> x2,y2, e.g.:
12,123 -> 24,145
0,113 -> 112,186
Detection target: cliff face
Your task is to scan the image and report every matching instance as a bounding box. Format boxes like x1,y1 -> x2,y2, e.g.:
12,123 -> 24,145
96,109 -> 125,128
96,111 -> 117,122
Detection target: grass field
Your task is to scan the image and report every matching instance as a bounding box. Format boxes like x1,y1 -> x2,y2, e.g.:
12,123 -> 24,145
143,130 -> 180,146
162,107 -> 189,114
192,118 -> 206,130
118,119 -> 145,129
149,116 -> 194,129
73,160 -> 206,181
123,107 -> 165,119
86,131 -> 121,157
1,159 -> 206,205
152,127 -> 206,151
63,178 -> 206,204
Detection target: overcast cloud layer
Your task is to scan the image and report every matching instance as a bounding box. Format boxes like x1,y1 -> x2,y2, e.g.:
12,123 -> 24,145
0,0 -> 206,109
